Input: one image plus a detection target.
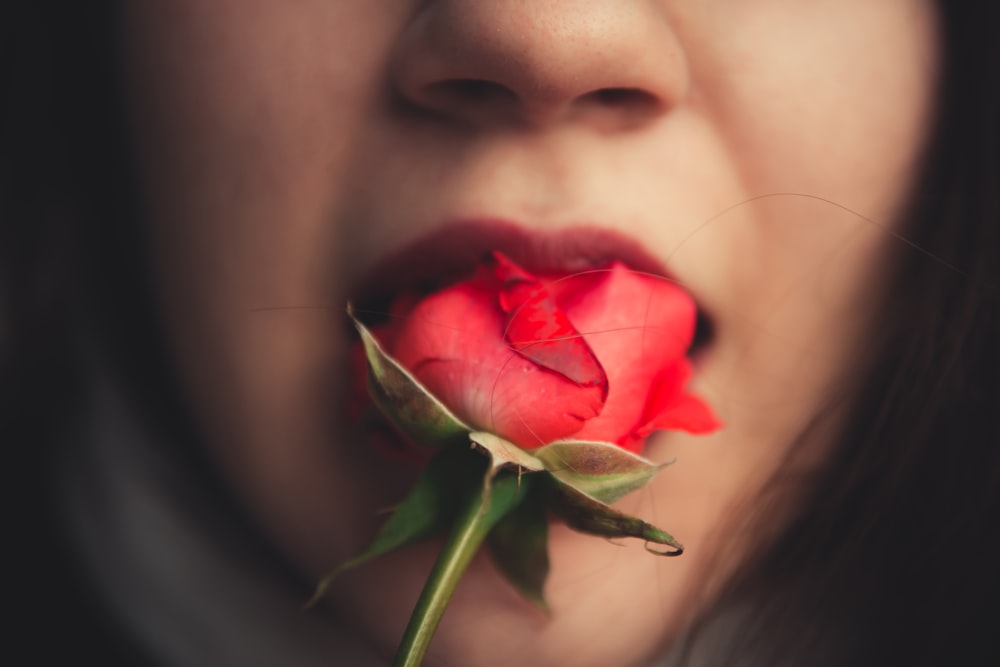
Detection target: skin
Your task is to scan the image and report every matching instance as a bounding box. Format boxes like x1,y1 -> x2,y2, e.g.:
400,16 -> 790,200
121,2 -> 938,665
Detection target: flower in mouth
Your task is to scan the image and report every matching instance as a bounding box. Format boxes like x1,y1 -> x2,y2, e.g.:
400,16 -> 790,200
314,251 -> 721,665
366,250 -> 719,454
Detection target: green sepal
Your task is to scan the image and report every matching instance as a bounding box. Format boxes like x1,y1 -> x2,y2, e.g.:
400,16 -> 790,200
486,476 -> 550,613
468,431 -> 545,478
534,439 -> 666,505
545,476 -> 683,556
350,305 -> 471,449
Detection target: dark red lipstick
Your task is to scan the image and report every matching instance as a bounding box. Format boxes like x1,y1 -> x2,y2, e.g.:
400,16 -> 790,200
354,220 -> 669,301
351,219 -> 714,351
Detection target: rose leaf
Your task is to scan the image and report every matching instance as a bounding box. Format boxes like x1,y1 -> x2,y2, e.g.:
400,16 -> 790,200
546,477 -> 683,556
305,446 -> 484,608
486,477 -> 550,613
351,306 -> 472,449
534,440 -> 666,505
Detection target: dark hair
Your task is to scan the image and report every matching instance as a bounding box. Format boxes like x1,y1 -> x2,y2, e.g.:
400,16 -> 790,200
4,2 -> 999,665
680,5 -> 1000,665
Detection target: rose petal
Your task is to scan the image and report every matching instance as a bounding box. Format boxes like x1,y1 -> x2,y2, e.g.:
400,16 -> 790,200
641,393 -> 722,436
641,359 -> 720,430
616,361 -> 722,451
492,252 -> 608,393
390,280 -> 604,447
414,357 -> 604,447
552,263 -> 697,445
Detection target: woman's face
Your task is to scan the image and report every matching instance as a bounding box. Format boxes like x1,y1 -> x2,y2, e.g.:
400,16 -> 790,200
123,2 -> 937,664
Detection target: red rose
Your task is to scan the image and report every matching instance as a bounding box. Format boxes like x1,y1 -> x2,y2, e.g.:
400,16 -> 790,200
372,252 -> 719,454
325,252 -> 719,661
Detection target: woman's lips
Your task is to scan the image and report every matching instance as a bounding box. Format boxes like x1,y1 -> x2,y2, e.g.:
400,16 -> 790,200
351,219 -> 714,352
354,219 -> 668,298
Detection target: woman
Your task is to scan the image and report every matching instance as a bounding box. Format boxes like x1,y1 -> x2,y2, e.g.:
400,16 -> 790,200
7,2 -> 999,665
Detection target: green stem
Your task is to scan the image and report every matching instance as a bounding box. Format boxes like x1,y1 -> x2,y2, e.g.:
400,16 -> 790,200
392,482 -> 496,667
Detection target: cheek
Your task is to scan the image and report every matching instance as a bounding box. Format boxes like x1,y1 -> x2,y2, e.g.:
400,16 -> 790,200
123,0 -> 401,304
715,204 -> 887,427
671,188 -> 911,474
121,1 -> 422,571
664,1 -> 937,438
696,2 -> 937,221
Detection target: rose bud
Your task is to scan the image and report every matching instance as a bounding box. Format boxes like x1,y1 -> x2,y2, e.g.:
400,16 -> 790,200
368,251 -> 719,455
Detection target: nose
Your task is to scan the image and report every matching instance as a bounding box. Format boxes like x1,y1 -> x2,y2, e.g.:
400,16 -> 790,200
390,1 -> 688,131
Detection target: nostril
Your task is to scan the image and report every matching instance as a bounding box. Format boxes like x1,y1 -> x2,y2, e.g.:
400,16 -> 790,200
402,79 -> 666,129
582,87 -> 661,111
390,2 -> 686,130
422,78 -> 517,108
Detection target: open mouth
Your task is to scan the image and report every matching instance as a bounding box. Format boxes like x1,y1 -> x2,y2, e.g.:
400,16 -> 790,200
350,219 -> 715,356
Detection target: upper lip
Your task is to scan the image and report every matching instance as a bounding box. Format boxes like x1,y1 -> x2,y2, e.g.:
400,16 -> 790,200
351,218 -> 673,307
